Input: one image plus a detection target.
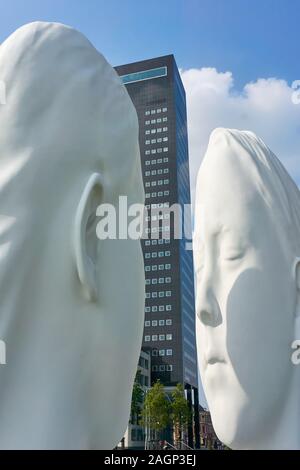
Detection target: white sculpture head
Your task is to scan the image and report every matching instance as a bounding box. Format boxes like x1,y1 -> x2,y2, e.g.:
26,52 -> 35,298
195,128 -> 300,449
0,22 -> 145,449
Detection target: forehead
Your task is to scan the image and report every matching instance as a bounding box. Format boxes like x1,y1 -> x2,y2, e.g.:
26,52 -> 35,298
195,141 -> 264,238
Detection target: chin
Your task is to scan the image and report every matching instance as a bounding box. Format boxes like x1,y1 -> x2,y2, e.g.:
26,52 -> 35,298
210,398 -> 259,450
206,391 -> 242,447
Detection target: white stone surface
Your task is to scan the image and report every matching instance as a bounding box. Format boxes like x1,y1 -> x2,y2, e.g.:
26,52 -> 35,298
195,128 -> 300,449
0,22 -> 145,449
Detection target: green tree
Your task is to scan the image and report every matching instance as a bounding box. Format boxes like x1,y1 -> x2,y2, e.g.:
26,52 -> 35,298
171,383 -> 191,447
130,370 -> 145,424
141,380 -> 171,441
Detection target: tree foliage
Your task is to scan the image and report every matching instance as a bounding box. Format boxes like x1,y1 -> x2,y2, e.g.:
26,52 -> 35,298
171,383 -> 191,427
171,383 -> 191,445
141,380 -> 171,432
130,370 -> 145,422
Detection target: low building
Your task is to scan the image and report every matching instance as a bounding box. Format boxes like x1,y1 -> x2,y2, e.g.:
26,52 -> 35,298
199,409 -> 224,449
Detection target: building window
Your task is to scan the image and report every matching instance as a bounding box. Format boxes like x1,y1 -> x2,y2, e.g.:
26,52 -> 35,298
166,349 -> 173,356
162,107 -> 167,112
166,319 -> 172,325
152,320 -> 158,327
152,335 -> 158,341
145,321 -> 150,327
159,349 -> 165,356
159,320 -> 165,326
166,334 -> 172,341
145,120 -> 150,125
145,111 -> 150,116
152,350 -> 158,356
152,365 -> 158,372
166,365 -> 173,371
145,336 -> 150,342
159,334 -> 165,341
159,365 -> 165,372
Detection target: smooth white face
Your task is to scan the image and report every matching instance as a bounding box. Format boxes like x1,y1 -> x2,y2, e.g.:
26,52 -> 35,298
194,128 -> 296,449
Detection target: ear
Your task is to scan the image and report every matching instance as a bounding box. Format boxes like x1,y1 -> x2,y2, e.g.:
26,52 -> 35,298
74,173 -> 103,302
293,257 -> 300,338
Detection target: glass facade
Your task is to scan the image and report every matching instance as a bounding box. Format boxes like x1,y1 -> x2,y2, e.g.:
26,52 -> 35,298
115,57 -> 198,413
120,66 -> 167,85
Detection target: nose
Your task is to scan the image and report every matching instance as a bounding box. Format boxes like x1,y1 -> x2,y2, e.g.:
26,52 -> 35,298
196,282 -> 221,327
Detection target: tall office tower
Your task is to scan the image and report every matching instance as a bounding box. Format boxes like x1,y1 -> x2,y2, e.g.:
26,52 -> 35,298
115,56 -> 199,448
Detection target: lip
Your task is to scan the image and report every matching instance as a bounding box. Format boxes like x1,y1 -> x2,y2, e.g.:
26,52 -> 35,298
206,356 -> 226,366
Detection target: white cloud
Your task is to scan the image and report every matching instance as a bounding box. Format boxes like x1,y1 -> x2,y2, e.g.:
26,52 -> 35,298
180,68 -> 300,204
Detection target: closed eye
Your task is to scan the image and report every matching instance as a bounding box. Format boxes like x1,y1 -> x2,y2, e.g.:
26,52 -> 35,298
223,251 -> 245,261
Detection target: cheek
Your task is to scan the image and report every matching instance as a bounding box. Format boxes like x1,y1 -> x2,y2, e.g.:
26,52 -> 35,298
225,264 -> 294,400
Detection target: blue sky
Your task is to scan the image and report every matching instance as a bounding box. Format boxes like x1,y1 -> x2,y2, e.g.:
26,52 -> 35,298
0,0 -> 299,89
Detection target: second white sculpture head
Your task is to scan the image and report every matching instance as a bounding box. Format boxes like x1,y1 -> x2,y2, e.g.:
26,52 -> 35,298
0,22 -> 144,449
195,128 -> 300,449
